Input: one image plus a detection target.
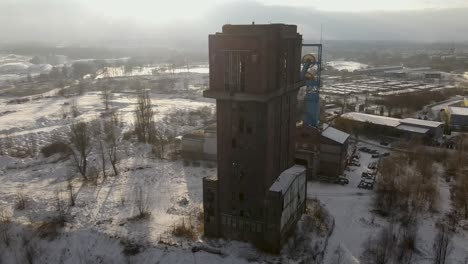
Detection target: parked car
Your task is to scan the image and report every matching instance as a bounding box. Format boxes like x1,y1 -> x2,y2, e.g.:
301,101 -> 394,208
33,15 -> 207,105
371,153 -> 380,158
368,162 -> 377,169
335,176 -> 349,185
380,141 -> 389,146
361,172 -> 374,179
369,149 -> 379,154
358,179 -> 374,190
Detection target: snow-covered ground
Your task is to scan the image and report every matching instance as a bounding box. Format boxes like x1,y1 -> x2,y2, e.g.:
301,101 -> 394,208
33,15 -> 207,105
95,66 -> 209,79
0,54 -> 52,82
327,60 -> 368,72
310,141 -> 468,264
1,70 -> 468,263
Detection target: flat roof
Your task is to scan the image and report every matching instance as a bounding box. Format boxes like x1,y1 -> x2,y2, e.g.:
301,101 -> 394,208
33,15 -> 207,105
449,106 -> 468,116
400,118 -> 443,128
341,112 -> 401,127
397,124 -> 430,134
321,126 -> 349,144
269,165 -> 306,193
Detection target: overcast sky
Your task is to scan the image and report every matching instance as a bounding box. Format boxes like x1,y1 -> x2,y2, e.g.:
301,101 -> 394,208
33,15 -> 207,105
1,0 -> 468,47
78,0 -> 468,22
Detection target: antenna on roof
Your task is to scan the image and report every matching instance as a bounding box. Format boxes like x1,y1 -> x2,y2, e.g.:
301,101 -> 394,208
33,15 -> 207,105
320,24 -> 323,44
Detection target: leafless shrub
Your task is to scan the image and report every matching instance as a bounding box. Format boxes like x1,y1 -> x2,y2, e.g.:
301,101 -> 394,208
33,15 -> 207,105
134,187 -> 150,219
69,122 -> 92,179
21,237 -> 36,264
396,221 -> 418,264
92,119 -> 108,180
332,244 -> 346,264
362,224 -> 397,264
15,190 -> 28,210
55,190 -> 68,225
70,99 -> 80,117
452,171 -> 468,219
172,217 -> 196,240
104,119 -> 120,176
433,222 -> 453,264
67,177 -> 76,206
0,208 -> 12,247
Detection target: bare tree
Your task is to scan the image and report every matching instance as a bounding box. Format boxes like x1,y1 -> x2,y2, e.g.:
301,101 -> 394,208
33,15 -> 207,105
104,119 -> 120,176
452,172 -> 468,219
333,244 -> 346,264
152,122 -> 170,159
134,90 -> 156,144
101,85 -> 113,110
69,122 -> 92,179
0,208 -> 11,247
433,222 -> 453,264
67,177 -> 76,206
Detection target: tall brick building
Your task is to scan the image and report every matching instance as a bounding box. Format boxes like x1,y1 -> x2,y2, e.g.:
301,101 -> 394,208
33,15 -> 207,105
202,24 -> 307,252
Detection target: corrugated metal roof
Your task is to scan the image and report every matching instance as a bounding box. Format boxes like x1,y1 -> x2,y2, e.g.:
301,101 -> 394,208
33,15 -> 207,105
321,126 -> 349,144
400,118 -> 443,128
269,165 -> 306,193
396,125 -> 429,134
449,106 -> 468,116
341,112 -> 400,127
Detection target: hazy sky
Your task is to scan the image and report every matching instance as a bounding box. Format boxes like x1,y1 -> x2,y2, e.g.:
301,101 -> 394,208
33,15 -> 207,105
79,0 -> 468,22
1,0 -> 468,47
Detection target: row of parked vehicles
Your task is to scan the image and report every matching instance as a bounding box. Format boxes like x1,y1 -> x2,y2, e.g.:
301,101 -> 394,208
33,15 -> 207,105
357,146 -> 381,190
359,146 -> 390,158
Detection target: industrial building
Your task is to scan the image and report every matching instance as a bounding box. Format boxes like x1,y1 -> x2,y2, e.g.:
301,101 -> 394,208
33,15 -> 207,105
448,100 -> 468,128
340,112 -> 444,140
181,123 -> 217,166
202,24 -> 306,253
295,125 -> 350,179
321,78 -> 456,100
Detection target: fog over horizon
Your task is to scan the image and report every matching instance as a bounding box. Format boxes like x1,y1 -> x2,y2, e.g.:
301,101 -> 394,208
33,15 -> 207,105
1,0 -> 468,52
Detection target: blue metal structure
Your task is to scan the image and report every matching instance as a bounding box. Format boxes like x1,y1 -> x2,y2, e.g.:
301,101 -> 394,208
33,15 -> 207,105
301,44 -> 322,127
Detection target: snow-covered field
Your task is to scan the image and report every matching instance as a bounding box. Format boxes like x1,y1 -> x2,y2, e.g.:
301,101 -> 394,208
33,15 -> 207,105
1,69 -> 468,263
327,60 -> 368,72
0,74 -> 333,263
0,54 -> 52,82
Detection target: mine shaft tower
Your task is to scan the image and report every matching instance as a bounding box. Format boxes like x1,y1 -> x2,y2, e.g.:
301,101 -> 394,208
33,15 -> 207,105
202,24 -> 307,252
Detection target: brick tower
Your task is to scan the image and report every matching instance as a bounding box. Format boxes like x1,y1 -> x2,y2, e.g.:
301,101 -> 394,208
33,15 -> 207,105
202,24 -> 307,252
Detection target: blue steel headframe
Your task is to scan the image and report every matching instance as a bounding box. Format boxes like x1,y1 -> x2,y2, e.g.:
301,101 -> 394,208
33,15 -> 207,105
301,43 -> 322,127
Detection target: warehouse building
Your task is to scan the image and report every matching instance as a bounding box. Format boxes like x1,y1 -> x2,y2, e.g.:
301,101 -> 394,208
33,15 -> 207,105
449,106 -> 468,128
341,112 -> 444,140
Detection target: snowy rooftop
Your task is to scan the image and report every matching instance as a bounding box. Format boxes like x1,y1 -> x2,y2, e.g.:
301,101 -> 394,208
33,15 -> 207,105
321,126 -> 349,144
400,118 -> 443,128
449,106 -> 468,116
396,124 -> 429,134
341,112 -> 400,127
269,165 -> 306,193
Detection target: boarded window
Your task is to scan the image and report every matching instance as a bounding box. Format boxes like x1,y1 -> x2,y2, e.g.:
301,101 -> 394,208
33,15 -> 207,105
224,51 -> 247,92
